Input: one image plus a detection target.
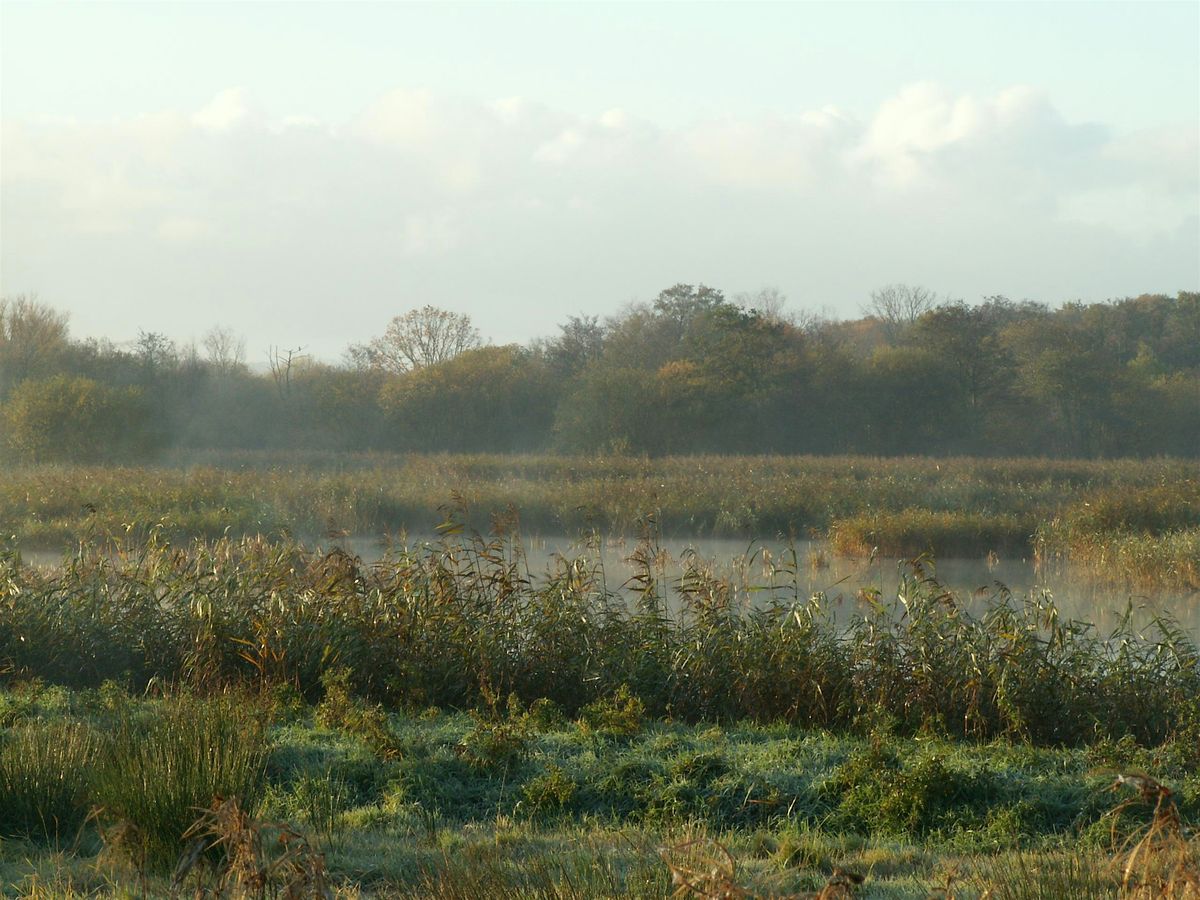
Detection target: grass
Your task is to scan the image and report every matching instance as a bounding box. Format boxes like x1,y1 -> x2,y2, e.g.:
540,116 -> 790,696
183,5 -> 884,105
1,461 -> 1195,896
2,453 -> 1197,586
0,720 -> 96,842
0,684 -> 1195,897
92,694 -> 269,869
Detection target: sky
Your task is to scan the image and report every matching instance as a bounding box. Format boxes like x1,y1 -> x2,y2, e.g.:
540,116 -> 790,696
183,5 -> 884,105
2,1 -> 1198,360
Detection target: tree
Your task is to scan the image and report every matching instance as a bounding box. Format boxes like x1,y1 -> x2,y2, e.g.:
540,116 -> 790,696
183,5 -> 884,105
543,314 -> 605,379
1001,317 -> 1124,456
910,301 -> 1021,415
135,330 -> 178,376
0,295 -> 70,397
379,346 -> 555,451
267,346 -> 307,400
864,284 -> 939,342
2,375 -> 160,463
202,326 -> 247,376
350,306 -> 481,374
652,284 -> 727,342
860,344 -> 964,454
734,286 -> 790,324
554,364 -> 664,454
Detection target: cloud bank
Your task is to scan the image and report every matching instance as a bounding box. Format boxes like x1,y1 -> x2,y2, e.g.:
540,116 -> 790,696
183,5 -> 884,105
2,83 -> 1196,357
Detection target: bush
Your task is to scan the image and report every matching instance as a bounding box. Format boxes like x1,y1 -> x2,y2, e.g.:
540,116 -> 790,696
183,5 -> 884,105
315,668 -> 401,759
1,375 -> 161,463
521,765 -> 577,814
823,744 -> 1002,836
578,685 -> 645,740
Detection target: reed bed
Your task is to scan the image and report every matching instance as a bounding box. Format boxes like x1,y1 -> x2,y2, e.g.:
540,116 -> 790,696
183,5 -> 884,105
3,454 -> 1194,586
2,530 -> 1196,747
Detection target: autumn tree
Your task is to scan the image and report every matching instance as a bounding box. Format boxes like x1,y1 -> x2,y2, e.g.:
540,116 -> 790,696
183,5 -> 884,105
379,345 -> 555,451
202,326 -> 247,376
350,306 -> 481,374
0,295 -> 71,397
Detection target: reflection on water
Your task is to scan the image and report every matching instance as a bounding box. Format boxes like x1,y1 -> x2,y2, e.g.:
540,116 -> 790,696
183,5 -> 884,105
19,532 -> 1198,638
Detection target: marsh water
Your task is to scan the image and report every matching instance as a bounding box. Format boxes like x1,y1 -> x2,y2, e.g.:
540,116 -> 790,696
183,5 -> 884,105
22,533 -> 1198,637
333,533 -> 1199,637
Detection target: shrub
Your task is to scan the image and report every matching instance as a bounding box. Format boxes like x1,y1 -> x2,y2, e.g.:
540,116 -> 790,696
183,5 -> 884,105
520,765 -> 577,814
315,668 -> 401,759
578,685 -> 645,740
1,375 -> 161,464
460,711 -> 532,773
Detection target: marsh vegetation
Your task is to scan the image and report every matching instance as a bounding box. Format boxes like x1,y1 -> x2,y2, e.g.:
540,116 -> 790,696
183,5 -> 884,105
0,528 -> 1197,897
5,453 -> 1197,591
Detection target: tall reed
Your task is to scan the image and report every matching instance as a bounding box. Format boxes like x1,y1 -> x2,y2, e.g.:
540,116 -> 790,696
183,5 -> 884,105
2,531 -> 1196,746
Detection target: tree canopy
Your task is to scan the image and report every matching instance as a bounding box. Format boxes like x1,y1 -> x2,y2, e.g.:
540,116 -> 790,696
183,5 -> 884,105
1,289 -> 1196,461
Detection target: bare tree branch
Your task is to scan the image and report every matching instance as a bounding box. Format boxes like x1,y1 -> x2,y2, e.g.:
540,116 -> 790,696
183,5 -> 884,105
864,284 -> 939,341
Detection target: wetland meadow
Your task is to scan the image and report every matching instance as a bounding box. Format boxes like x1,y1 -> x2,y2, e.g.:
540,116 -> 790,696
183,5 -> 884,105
1,453 -> 1197,897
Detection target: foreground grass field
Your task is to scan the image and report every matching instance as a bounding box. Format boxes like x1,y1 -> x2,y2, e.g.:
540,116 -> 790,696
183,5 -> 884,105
3,453 -> 1198,587
1,682 -> 1197,898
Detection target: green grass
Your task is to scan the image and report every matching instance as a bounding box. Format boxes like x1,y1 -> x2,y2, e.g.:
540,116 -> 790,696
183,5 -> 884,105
2,454 -> 1197,586
91,694 -> 269,869
1,685 -> 1196,897
0,720 -> 97,842
0,472 -> 1195,896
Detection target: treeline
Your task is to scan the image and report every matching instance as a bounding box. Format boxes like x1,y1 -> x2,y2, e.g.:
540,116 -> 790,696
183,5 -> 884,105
1,286 -> 1197,462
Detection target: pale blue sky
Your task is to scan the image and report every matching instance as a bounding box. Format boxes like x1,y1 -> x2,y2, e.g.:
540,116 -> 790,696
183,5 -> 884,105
2,1 -> 1197,357
5,2 -> 1197,130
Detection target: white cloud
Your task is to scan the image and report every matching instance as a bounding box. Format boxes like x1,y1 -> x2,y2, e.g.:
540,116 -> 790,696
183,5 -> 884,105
357,88 -> 440,147
849,82 -> 1118,202
1,82 -> 1195,355
533,127 -> 585,164
192,87 -> 257,133
676,114 -> 853,189
277,114 -> 324,131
